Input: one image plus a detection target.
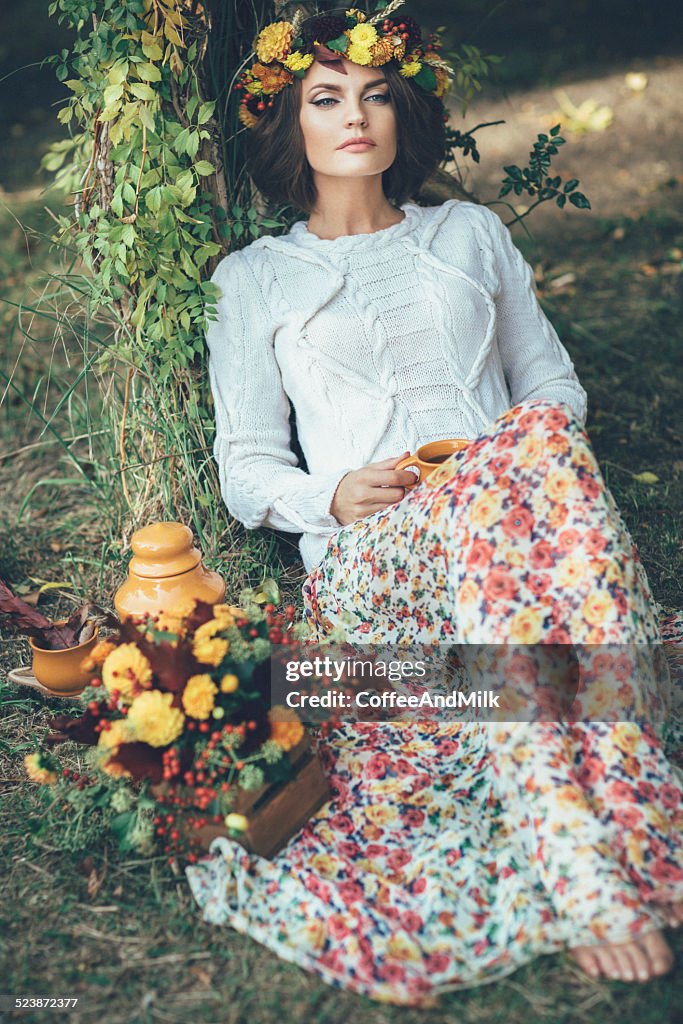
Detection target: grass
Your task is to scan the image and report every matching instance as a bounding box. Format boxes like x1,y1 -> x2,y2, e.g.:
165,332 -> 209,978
1,95 -> 683,1024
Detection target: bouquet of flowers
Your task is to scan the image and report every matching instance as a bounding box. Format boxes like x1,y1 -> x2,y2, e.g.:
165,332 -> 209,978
24,581 -> 338,863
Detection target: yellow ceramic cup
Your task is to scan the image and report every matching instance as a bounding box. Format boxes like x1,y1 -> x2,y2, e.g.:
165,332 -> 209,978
395,438 -> 471,490
29,621 -> 99,697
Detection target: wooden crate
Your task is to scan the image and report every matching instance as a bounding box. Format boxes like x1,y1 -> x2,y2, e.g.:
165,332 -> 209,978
156,732 -> 331,860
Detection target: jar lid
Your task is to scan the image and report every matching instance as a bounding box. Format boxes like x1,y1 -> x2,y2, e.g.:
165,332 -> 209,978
128,522 -> 201,578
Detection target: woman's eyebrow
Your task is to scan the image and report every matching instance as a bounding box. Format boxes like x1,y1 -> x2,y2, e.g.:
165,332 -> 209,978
307,78 -> 387,95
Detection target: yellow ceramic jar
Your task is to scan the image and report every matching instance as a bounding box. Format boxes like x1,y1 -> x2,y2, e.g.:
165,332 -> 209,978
114,521 -> 226,628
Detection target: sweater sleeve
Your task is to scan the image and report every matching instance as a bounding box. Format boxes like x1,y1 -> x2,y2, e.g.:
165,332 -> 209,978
206,250 -> 351,535
481,206 -> 588,427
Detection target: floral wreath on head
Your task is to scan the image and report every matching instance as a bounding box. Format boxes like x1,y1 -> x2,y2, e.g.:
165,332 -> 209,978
235,0 -> 454,129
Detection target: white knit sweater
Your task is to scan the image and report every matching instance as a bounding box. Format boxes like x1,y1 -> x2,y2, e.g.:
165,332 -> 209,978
206,199 -> 588,573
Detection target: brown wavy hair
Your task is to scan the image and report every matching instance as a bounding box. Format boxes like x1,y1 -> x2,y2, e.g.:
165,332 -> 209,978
245,60 -> 449,214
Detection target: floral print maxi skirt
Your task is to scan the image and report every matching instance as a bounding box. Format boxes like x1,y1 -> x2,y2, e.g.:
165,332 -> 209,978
186,399 -> 683,1008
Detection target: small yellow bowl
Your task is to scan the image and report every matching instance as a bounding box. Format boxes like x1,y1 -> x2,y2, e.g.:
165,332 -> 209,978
29,621 -> 100,697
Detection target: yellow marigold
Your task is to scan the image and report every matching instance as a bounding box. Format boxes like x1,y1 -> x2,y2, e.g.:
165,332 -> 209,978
220,673 -> 240,693
284,50 -> 314,72
268,705 -> 304,751
238,105 -> 260,128
399,59 -> 422,78
194,636 -> 229,667
347,42 -> 374,66
127,691 -> 185,747
212,605 -> 238,627
255,21 -> 293,63
97,719 -> 134,778
24,753 -> 57,785
251,62 -> 293,95
194,619 -> 221,641
192,619 -> 230,666
370,36 -> 405,66
182,674 -> 218,720
102,643 -> 153,702
348,23 -> 378,48
80,639 -> 116,673
97,718 -> 134,751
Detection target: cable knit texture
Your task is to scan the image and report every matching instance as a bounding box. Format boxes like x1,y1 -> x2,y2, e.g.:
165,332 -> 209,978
206,199 -> 588,572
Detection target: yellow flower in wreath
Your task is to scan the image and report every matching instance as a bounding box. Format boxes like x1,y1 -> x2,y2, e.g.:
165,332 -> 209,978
238,106 -> 259,129
399,59 -> 422,78
347,42 -> 374,66
182,674 -> 218,720
251,62 -> 293,96
284,50 -> 314,73
348,23 -> 378,48
255,21 -> 293,63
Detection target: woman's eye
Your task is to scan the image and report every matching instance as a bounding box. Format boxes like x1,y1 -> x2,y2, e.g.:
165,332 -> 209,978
312,93 -> 390,107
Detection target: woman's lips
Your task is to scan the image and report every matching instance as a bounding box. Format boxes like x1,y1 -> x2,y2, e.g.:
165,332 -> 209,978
339,142 -> 376,152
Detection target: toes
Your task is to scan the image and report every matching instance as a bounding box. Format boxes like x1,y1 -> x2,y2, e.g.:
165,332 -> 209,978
639,930 -> 674,978
612,946 -> 636,982
569,947 -> 601,979
593,946 -> 622,981
628,939 -> 651,982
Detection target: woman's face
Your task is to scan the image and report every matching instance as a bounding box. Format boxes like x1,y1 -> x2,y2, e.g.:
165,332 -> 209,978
299,57 -> 397,179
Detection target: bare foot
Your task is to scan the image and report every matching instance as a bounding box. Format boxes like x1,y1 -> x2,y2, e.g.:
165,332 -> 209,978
569,929 -> 674,982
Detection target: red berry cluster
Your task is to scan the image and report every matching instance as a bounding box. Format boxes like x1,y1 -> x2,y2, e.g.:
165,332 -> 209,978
61,768 -> 95,790
382,15 -> 423,51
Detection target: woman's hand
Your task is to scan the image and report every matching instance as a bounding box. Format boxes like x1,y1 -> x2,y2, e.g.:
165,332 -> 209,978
329,453 -> 416,526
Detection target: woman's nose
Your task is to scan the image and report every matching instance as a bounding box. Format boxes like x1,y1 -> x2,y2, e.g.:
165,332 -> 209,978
346,108 -> 367,128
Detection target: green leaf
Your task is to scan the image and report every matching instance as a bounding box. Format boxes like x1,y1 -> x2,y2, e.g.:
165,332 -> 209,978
569,192 -> 591,209
138,103 -> 155,131
137,62 -> 162,82
129,82 -> 155,102
107,61 -> 129,86
194,160 -> 215,176
632,471 -> 659,484
141,40 -> 164,61
180,250 -> 200,281
413,64 -> 437,92
326,33 -> 349,53
197,101 -> 215,124
563,178 -> 579,193
186,131 -> 200,159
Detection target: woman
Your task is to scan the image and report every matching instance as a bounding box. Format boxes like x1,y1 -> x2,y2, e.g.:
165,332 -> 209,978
187,5 -> 683,1007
